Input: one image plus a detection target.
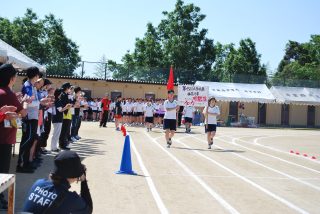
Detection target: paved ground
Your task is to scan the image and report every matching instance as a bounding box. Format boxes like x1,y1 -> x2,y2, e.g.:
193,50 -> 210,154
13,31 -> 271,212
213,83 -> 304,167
4,122 -> 320,214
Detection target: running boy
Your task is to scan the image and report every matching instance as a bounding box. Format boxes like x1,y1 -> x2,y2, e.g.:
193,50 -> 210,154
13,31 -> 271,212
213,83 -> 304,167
163,90 -> 179,148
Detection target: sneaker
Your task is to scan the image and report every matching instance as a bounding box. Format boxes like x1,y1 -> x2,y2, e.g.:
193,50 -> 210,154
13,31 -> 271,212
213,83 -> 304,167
60,145 -> 71,150
51,149 -> 60,153
76,135 -> 82,139
167,142 -> 171,148
208,144 -> 212,149
71,137 -> 78,142
74,136 -> 80,140
116,127 -> 120,131
147,128 -> 150,132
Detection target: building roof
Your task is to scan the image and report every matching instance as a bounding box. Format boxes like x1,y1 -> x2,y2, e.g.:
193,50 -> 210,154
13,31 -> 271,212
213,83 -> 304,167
195,81 -> 276,103
0,39 -> 45,72
17,72 -> 177,86
270,86 -> 320,105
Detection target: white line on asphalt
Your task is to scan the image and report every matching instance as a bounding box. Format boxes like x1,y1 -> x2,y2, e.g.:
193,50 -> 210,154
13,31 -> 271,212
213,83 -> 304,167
190,135 -> 320,192
252,136 -> 320,164
143,132 -> 240,214
129,135 -> 168,214
178,136 -> 309,214
222,136 -> 320,174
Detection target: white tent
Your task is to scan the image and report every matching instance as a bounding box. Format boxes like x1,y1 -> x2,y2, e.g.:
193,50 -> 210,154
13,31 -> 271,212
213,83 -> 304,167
270,86 -> 320,106
195,81 -> 276,103
0,38 -> 45,72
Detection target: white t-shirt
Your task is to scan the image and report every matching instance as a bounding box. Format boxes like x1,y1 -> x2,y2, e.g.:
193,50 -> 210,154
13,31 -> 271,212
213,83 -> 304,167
203,105 -> 220,125
97,101 -> 102,111
144,104 -> 154,117
184,106 -> 195,118
164,100 -> 178,120
136,102 -> 144,112
109,102 -> 115,111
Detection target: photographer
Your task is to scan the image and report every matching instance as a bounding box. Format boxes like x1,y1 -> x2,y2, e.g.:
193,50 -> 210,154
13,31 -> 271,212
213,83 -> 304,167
22,150 -> 93,214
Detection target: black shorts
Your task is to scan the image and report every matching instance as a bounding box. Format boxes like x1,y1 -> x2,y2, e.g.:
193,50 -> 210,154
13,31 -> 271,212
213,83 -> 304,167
136,112 -> 143,117
205,124 -> 217,133
122,112 -> 127,116
184,117 -> 193,123
127,112 -> 133,116
93,110 -> 98,113
145,117 -> 154,123
154,113 -> 159,117
159,114 -> 165,118
163,119 -> 176,131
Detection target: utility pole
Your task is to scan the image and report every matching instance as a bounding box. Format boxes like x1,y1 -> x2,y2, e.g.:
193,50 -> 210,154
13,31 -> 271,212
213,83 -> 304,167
81,61 -> 84,77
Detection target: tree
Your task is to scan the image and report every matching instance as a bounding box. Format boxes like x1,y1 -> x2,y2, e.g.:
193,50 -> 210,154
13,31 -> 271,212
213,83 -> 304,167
116,0 -> 216,83
211,39 -> 267,83
0,9 -> 81,76
274,35 -> 320,86
94,55 -> 110,79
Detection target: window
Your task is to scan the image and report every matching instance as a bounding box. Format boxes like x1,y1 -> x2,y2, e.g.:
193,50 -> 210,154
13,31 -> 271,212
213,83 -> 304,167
145,93 -> 155,100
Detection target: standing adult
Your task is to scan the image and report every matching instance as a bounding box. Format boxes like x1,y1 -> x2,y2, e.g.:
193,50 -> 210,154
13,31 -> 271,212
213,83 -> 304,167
203,97 -> 220,149
59,83 -> 73,150
163,90 -> 179,148
114,96 -> 122,131
100,93 -> 110,127
0,64 -> 27,209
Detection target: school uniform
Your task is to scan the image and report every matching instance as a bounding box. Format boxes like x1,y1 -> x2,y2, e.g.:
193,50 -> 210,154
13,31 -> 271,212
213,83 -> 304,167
204,105 -> 220,132
163,100 -> 178,131
144,104 -> 154,123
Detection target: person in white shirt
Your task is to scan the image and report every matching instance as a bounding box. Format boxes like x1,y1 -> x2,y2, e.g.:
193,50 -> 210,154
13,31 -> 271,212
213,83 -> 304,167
163,90 -> 179,148
144,100 -> 155,132
183,105 -> 195,133
203,97 -> 220,149
135,99 -> 145,126
125,98 -> 134,125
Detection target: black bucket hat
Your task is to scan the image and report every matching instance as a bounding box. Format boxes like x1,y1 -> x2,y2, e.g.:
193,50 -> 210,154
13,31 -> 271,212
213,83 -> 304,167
53,151 -> 85,178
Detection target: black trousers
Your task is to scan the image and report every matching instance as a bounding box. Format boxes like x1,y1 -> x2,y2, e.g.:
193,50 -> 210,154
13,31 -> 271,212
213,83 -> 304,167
59,119 -> 71,148
0,144 -> 12,173
76,116 -> 82,136
18,119 -> 38,167
100,110 -> 109,127
40,113 -> 52,148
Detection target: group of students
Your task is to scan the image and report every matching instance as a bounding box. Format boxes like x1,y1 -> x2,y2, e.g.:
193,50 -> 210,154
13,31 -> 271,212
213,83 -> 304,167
104,89 -> 221,149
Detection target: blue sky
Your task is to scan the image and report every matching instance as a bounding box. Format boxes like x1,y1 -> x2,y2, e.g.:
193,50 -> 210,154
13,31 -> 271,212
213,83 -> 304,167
1,0 -> 320,76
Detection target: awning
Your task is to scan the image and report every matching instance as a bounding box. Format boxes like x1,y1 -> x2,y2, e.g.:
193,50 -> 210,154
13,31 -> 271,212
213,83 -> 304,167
195,81 -> 276,103
0,39 -> 45,72
270,86 -> 320,106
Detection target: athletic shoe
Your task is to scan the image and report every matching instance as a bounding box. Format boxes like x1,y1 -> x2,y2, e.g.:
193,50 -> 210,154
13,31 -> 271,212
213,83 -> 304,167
208,144 -> 212,149
147,128 -> 150,132
51,149 -> 60,153
60,145 -> 71,150
71,137 -> 78,142
116,127 -> 120,131
74,136 -> 80,140
167,142 -> 171,148
76,135 -> 82,139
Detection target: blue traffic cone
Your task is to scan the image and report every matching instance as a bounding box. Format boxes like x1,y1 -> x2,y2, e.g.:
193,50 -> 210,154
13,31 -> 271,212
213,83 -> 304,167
116,135 -> 136,175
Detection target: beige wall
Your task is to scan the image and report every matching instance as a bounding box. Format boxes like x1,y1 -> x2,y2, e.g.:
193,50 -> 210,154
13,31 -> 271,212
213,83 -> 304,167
217,101 -> 229,122
242,103 -> 258,123
315,106 -> 320,126
14,76 -> 177,99
290,105 -> 307,126
266,104 -> 282,125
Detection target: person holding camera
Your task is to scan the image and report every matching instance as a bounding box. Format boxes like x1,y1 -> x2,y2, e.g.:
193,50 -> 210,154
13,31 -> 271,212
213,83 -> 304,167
22,150 -> 93,214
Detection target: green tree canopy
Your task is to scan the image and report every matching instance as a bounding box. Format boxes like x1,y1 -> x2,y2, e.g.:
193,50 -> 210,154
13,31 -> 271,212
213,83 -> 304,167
275,35 -> 320,82
0,9 -> 81,76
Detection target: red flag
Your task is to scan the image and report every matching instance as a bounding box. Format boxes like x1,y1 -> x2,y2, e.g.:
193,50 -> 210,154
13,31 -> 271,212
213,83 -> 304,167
167,65 -> 174,90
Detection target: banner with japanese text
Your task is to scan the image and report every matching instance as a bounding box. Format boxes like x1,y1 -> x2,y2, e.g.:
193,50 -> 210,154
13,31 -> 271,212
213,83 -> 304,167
178,85 -> 209,107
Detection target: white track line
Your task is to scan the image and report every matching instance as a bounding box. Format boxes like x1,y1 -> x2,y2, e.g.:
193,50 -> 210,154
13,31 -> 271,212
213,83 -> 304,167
143,132 -> 240,214
129,135 -> 168,214
221,136 -> 320,174
190,135 -> 320,192
253,136 -> 320,164
176,137 -> 309,214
